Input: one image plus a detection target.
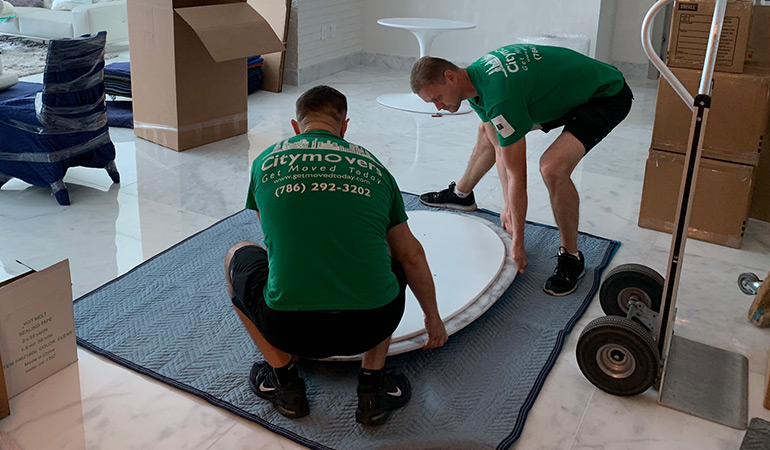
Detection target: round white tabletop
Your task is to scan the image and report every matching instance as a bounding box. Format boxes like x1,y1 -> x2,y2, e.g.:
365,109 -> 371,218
376,17 -> 475,115
324,211 -> 518,361
377,18 -> 475,33
392,211 -> 505,341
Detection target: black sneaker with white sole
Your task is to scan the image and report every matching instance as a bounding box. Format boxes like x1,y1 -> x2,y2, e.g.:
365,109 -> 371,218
249,361 -> 309,419
543,247 -> 585,297
355,372 -> 411,425
419,182 -> 477,211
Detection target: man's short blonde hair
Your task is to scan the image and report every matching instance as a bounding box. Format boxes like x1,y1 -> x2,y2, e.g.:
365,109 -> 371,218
410,57 -> 461,93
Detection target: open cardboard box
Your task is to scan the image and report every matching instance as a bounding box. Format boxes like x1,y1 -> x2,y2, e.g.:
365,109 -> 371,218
248,0 -> 291,93
0,260 -> 77,410
129,0 -> 285,151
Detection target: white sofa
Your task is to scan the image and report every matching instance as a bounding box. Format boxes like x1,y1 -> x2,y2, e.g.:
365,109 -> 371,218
0,0 -> 127,43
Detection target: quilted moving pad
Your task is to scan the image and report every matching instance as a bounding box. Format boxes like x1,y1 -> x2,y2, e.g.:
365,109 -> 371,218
74,193 -> 620,450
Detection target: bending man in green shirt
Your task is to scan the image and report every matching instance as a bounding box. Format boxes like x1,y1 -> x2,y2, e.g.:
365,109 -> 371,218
225,85 -> 447,425
411,44 -> 633,296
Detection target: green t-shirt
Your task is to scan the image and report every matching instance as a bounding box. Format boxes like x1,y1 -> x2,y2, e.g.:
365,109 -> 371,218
246,130 -> 408,311
466,44 -> 625,147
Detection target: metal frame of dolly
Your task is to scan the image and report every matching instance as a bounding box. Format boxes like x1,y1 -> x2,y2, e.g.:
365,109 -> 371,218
575,0 -> 748,430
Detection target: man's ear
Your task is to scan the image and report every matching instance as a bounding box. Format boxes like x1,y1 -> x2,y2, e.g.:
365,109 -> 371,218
340,118 -> 349,138
291,119 -> 301,135
444,69 -> 456,84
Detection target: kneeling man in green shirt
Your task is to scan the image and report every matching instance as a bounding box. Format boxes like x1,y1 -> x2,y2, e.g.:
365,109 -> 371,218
225,85 -> 448,425
412,44 -> 633,297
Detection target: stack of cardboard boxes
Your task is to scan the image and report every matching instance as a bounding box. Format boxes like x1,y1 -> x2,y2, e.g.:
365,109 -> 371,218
639,0 -> 770,248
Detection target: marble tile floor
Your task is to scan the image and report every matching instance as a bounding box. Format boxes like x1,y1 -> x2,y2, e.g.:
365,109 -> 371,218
1,61 -> 770,450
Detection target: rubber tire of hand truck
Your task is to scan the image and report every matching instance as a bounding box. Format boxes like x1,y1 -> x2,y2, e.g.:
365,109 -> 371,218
599,264 -> 663,316
576,315 -> 660,396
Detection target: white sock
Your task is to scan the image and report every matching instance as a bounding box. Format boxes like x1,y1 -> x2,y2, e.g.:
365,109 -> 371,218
453,186 -> 470,198
559,248 -> 580,258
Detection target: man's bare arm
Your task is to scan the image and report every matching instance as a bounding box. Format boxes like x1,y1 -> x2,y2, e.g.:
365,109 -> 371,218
483,122 -> 528,273
387,221 -> 448,349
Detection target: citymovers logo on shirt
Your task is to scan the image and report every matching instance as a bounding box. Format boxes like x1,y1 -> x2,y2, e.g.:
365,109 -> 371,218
260,137 -> 384,187
482,45 -> 543,77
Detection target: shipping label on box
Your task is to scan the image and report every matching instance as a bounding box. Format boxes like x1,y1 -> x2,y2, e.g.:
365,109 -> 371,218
0,260 -> 77,398
667,0 -> 752,73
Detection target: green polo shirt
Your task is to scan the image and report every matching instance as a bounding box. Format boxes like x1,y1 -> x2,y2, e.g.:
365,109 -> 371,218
246,130 -> 407,311
467,44 -> 625,146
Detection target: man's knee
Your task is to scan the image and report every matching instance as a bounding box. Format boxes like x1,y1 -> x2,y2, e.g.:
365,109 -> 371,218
539,158 -> 570,186
225,241 -> 262,272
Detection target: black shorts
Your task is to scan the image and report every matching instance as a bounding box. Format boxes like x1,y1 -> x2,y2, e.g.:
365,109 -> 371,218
540,80 -> 634,153
228,245 -> 407,359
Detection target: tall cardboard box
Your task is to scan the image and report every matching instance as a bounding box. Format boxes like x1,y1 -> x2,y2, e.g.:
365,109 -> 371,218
638,149 -> 755,248
128,0 -> 285,151
667,0 -> 753,73
651,65 -> 770,165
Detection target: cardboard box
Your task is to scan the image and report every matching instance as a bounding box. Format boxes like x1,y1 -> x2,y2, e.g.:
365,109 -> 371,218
128,0 -> 285,151
765,340 -> 770,409
0,352 -> 8,419
248,0 -> 291,93
638,149 -> 755,248
746,5 -> 770,69
0,260 -> 77,398
750,120 -> 770,222
667,0 -> 753,73
651,65 -> 770,166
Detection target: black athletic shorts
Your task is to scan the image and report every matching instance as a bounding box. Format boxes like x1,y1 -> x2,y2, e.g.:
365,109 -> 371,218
229,245 -> 407,359
540,80 -> 634,153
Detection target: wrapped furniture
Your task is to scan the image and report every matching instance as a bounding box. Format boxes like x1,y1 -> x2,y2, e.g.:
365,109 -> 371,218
0,31 -> 119,205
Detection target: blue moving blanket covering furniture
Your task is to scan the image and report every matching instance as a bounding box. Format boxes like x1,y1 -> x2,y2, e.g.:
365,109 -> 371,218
0,31 -> 119,205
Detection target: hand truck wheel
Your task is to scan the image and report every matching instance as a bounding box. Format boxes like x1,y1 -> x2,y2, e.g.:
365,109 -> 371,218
600,264 -> 663,316
576,315 -> 660,396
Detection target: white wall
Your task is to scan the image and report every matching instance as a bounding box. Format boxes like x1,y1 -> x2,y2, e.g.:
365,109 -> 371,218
595,0 -> 617,63
610,0 -> 657,65
285,0 -> 662,83
294,0 -> 365,70
362,0 -> 604,64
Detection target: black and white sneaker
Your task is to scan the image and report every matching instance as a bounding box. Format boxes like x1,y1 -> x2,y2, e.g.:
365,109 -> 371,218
249,362 -> 309,419
419,182 -> 477,211
543,247 -> 585,297
355,372 -> 411,425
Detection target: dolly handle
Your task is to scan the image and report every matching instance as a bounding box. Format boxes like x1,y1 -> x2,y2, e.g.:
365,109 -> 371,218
642,0 -> 693,111
642,0 -> 727,109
